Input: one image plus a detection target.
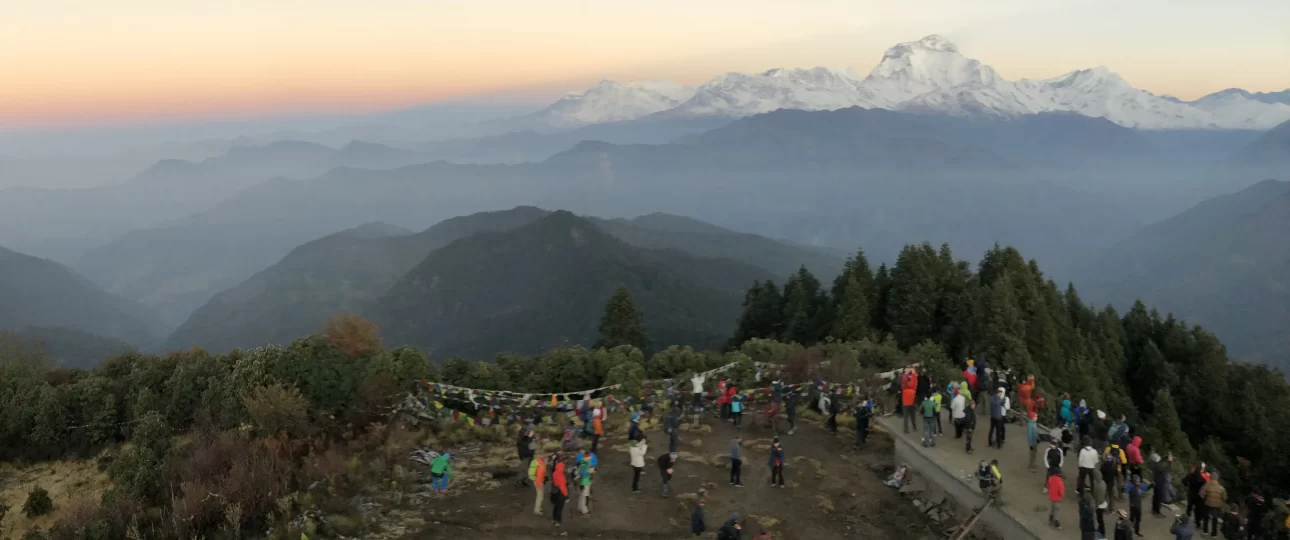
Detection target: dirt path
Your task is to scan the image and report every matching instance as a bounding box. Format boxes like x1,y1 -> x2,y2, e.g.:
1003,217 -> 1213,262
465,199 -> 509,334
413,410 -> 940,539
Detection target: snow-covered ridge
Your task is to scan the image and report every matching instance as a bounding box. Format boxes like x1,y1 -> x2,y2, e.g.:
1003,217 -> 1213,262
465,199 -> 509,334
528,34 -> 1290,130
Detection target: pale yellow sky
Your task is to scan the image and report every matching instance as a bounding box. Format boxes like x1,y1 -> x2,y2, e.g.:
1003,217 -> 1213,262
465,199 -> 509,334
3,0 -> 1288,127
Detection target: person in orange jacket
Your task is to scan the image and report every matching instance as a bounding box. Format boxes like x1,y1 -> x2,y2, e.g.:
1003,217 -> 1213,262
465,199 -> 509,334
551,456 -> 570,526
1047,469 -> 1066,530
1017,375 -> 1036,417
529,453 -> 548,515
901,368 -> 918,433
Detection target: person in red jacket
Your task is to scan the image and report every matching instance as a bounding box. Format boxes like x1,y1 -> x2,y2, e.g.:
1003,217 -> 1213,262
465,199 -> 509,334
1125,436 -> 1144,478
1047,469 -> 1066,530
901,368 -> 918,433
717,379 -> 730,419
551,458 -> 570,526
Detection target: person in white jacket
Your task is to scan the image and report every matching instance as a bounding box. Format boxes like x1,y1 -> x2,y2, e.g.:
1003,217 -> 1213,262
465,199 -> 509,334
951,392 -> 967,438
1077,440 -> 1099,492
629,439 -> 648,493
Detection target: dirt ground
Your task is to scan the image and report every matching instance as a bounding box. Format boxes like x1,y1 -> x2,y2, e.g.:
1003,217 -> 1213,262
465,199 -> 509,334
0,457 -> 111,536
411,409 -> 941,539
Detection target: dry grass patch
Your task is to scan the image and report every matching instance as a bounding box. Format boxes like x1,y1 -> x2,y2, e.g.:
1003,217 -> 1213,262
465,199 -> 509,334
816,494 -> 835,513
0,457 -> 111,533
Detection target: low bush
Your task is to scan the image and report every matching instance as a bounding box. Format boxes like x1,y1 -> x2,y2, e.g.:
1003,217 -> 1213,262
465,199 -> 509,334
23,485 -> 54,518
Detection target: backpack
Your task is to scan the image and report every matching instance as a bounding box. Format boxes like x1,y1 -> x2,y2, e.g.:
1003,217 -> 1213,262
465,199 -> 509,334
1047,447 -> 1062,468
717,524 -> 739,540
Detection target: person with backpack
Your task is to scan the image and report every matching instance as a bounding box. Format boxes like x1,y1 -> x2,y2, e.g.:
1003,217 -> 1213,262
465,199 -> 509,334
529,452 -> 548,515
1103,442 -> 1128,496
717,513 -> 743,540
550,455 -> 569,526
629,439 -> 648,493
730,435 -> 744,487
1047,469 -> 1066,530
429,452 -> 452,493
691,498 -> 706,536
1125,473 -> 1152,536
1108,414 -> 1130,446
576,450 -> 594,516
1183,463 -> 1210,521
659,452 -> 677,498
921,393 -> 937,447
1125,436 -> 1144,479
769,438 -> 786,488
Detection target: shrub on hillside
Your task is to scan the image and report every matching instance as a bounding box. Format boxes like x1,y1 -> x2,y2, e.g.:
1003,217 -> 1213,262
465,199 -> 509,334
242,384 -> 310,438
23,485 -> 53,518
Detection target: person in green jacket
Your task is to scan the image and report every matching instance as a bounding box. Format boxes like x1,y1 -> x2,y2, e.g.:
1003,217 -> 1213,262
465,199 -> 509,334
430,452 -> 452,493
921,395 -> 937,447
577,454 -> 593,515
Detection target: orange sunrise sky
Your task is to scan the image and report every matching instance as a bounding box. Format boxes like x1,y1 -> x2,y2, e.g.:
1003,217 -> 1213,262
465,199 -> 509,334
3,0 -> 1288,128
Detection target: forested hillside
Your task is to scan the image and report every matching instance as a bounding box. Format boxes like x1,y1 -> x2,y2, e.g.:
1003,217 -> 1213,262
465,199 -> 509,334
0,246 -> 166,348
371,211 -> 774,358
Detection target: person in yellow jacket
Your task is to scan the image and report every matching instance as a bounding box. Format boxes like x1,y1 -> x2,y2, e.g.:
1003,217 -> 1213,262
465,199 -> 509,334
529,453 -> 549,515
1102,443 -> 1128,496
931,392 -> 944,436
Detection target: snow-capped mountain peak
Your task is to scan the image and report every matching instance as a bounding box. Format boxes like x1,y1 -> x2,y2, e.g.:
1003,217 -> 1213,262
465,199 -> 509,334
523,35 -> 1290,130
524,80 -> 696,127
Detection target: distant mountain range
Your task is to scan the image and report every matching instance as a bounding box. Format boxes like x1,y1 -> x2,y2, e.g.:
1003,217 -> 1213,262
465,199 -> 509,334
0,246 -> 165,349
167,207 -> 839,354
1086,179 -> 1290,369
519,35 -> 1290,130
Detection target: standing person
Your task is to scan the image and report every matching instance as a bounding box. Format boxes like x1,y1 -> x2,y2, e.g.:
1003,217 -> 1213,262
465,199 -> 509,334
1108,414 -> 1130,446
691,498 -> 706,536
932,389 -> 944,436
921,393 -> 937,447
826,390 -> 840,433
658,452 -> 677,498
731,393 -> 745,428
988,388 -> 1006,449
1080,490 -> 1098,540
629,439 -> 648,493
1017,375 -> 1036,416
1047,469 -> 1066,530
1246,493 -> 1268,540
963,360 -> 979,404
1184,464 -> 1210,522
577,451 -> 593,516
591,402 -> 606,454
1095,476 -> 1110,538
1026,412 -> 1040,472
1125,436 -> 1144,479
628,411 -> 643,442
1125,474 -> 1152,537
1151,452 -> 1175,516
718,379 -> 730,420
951,388 -> 967,439
517,428 -> 536,486
769,437 -> 786,488
963,401 -> 978,454
551,457 -> 569,527
1199,471 -> 1228,537
1046,439 -> 1066,491
853,397 -> 873,448
916,367 -> 931,400
1104,441 -> 1128,496
528,452 -> 548,515
902,369 -> 918,433
1061,398 -> 1075,431
429,452 -> 452,493
1078,438 -> 1100,493
730,435 -> 744,487
666,408 -> 681,454
785,390 -> 798,435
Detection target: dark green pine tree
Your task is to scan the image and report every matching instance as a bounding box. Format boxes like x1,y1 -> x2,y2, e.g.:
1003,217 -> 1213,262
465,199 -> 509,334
781,267 -> 825,345
831,248 -> 875,308
730,280 -> 784,345
871,264 -> 893,334
885,244 -> 942,348
1150,387 -> 1194,460
979,277 -> 1035,376
831,274 -> 870,341
596,286 -> 647,350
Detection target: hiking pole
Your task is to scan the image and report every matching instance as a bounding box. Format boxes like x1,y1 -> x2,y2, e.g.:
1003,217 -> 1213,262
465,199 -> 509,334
950,496 -> 994,540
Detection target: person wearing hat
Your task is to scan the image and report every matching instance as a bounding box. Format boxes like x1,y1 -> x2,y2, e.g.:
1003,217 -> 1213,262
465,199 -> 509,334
690,498 -> 706,536
717,513 -> 742,540
1114,509 -> 1133,540
429,452 -> 452,493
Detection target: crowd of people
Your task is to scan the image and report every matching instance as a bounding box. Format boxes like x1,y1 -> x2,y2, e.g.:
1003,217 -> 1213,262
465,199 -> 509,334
424,361 -> 1290,539
892,361 -> 1290,540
